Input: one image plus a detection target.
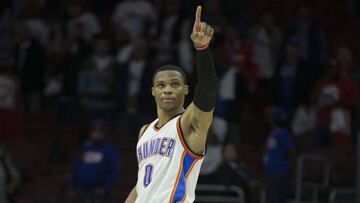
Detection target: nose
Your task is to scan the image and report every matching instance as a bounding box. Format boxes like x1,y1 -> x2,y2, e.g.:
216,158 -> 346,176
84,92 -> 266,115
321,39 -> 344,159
163,85 -> 173,94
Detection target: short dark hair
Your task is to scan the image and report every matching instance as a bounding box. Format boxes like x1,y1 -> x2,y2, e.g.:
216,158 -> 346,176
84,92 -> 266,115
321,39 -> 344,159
152,65 -> 187,85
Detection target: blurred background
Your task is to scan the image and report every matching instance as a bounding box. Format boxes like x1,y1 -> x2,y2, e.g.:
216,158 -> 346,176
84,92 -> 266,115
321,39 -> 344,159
0,0 -> 359,202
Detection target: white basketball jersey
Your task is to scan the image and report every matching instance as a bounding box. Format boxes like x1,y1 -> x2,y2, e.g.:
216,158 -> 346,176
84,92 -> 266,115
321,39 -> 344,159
135,114 -> 204,203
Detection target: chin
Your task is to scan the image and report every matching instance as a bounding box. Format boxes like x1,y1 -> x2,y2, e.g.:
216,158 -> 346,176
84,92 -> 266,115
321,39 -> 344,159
160,103 -> 179,112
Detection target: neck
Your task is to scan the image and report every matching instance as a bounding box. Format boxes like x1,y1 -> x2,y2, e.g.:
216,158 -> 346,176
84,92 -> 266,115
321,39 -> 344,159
156,107 -> 184,127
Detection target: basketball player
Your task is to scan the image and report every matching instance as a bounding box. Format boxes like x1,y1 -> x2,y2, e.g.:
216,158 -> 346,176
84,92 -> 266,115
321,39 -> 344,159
125,5 -> 217,203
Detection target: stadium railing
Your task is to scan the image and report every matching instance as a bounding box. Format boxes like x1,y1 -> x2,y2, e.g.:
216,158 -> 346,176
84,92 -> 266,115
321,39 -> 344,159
195,184 -> 245,203
294,153 -> 331,203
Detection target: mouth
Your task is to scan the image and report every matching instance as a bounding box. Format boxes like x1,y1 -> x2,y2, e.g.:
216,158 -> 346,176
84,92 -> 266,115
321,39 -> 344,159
161,96 -> 176,103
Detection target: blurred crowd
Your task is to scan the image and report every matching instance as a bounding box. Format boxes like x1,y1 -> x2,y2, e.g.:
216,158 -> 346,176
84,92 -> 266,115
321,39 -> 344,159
0,0 -> 359,202
0,0 -> 358,145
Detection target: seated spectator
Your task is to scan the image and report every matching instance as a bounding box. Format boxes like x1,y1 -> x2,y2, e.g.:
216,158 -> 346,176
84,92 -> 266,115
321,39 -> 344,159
215,144 -> 251,202
68,119 -> 119,203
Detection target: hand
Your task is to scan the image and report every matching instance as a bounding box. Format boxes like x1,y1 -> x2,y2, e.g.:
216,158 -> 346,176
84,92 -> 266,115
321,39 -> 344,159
190,6 -> 214,50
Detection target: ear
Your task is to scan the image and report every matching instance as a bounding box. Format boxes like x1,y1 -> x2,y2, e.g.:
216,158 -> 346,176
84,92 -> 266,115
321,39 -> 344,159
184,85 -> 189,95
151,87 -> 155,96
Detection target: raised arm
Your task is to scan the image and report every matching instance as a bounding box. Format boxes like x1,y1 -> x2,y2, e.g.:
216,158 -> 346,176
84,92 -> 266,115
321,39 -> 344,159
180,5 -> 217,156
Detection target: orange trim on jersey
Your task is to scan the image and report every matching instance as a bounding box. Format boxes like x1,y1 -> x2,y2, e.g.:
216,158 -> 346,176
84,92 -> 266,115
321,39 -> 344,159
153,112 -> 183,132
180,159 -> 198,202
153,124 -> 160,132
185,159 -> 198,179
169,151 -> 186,203
176,118 -> 204,159
180,191 -> 187,202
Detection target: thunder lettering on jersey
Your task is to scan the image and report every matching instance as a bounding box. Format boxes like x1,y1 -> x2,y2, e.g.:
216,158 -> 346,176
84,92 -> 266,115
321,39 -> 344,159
135,114 -> 204,203
136,137 -> 176,163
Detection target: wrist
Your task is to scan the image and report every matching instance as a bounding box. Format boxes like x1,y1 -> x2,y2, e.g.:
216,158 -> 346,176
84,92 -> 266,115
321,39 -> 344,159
194,44 -> 209,51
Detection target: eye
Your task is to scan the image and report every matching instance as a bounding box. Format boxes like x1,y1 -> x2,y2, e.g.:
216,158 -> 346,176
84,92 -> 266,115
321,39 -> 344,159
157,83 -> 164,88
171,82 -> 179,87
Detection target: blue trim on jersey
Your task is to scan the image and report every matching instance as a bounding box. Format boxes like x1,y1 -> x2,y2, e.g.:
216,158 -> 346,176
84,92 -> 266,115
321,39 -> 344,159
172,153 -> 196,202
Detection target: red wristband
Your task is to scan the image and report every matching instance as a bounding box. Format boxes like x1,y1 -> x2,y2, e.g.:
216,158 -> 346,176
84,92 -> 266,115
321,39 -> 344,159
194,44 -> 209,51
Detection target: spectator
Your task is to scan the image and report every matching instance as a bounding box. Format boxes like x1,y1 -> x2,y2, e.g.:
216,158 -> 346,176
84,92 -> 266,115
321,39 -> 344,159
153,0 -> 192,68
336,46 -> 356,79
199,116 -> 227,184
215,144 -> 252,202
0,62 -> 24,141
112,0 -> 157,41
311,60 -> 359,146
216,25 -> 256,94
114,25 -> 132,66
291,103 -> 316,152
13,22 -> 47,112
0,7 -> 15,67
310,61 -> 340,146
115,38 -> 155,133
66,1 -> 101,43
203,0 -> 228,45
273,38 -> 310,116
25,18 -> 49,46
248,11 -> 282,100
53,18 -> 93,125
263,106 -> 295,203
68,119 -> 119,203
0,144 -> 21,203
335,45 -> 360,142
77,37 -> 117,129
286,5 -> 327,83
215,25 -> 255,143
330,57 -> 359,145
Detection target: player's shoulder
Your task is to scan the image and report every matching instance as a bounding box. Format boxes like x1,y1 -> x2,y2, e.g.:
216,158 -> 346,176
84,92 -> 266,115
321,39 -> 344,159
138,124 -> 150,140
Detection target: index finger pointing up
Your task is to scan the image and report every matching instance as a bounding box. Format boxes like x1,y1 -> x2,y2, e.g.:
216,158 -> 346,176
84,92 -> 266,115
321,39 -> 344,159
195,6 -> 202,23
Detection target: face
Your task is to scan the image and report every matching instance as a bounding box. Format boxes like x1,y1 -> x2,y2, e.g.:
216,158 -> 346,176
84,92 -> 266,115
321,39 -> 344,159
90,129 -> 105,142
152,70 -> 188,112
